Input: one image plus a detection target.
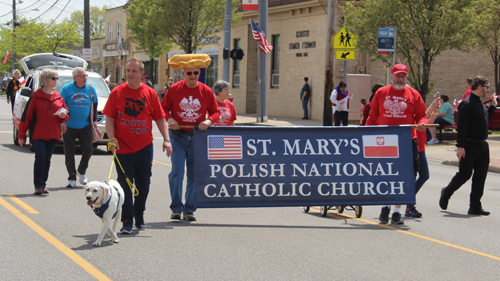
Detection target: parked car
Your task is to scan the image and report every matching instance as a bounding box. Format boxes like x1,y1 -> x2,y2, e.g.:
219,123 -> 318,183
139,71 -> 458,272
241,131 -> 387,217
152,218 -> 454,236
12,52 -> 111,150
453,96 -> 500,130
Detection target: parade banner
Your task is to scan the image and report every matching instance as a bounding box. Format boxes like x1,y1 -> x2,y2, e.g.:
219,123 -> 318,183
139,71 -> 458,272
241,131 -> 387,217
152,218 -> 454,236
194,126 -> 416,208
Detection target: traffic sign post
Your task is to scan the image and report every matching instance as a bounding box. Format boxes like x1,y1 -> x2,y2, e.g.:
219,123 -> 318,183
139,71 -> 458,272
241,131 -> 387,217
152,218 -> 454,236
333,26 -> 358,83
377,27 -> 397,85
335,50 -> 355,60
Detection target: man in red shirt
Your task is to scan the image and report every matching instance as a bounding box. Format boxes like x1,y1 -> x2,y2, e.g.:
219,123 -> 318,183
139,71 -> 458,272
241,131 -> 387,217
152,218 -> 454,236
103,57 -> 172,234
162,60 -> 220,222
366,63 -> 428,224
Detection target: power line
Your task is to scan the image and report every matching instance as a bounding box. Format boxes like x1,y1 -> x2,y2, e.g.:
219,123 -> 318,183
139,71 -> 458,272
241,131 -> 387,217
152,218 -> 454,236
45,0 -> 72,26
28,0 -> 60,22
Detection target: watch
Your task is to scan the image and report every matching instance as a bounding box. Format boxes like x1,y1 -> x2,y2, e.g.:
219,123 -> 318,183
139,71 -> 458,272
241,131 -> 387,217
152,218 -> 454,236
164,137 -> 171,142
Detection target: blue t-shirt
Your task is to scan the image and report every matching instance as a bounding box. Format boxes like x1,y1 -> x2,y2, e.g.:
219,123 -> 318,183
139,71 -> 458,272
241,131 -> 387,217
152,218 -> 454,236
60,82 -> 98,129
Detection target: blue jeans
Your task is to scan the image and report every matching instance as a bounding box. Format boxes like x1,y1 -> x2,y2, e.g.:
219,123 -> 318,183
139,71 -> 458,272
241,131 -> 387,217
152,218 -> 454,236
115,143 -> 153,224
408,151 -> 429,209
169,130 -> 196,212
32,139 -> 58,191
302,99 -> 309,118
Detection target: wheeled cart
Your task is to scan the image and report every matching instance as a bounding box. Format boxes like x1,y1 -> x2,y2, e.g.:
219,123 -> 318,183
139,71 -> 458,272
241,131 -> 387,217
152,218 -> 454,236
303,205 -> 363,218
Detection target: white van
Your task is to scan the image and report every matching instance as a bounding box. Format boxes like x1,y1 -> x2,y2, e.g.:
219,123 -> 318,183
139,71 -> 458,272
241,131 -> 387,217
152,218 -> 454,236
13,52 -> 110,150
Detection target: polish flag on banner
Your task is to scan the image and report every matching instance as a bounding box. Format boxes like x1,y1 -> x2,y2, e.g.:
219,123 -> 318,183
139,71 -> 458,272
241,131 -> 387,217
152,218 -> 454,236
242,0 -> 258,10
208,135 -> 242,160
2,50 -> 10,65
250,19 -> 273,54
362,135 -> 399,158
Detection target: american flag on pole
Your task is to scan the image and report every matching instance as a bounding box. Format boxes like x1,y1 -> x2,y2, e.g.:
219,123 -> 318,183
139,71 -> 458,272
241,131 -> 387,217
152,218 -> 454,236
208,135 -> 242,160
250,19 -> 273,54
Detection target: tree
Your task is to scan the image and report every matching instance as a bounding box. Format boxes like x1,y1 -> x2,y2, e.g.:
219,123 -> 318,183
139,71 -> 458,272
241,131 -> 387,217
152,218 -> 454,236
475,0 -> 500,93
126,0 -> 175,83
343,0 -> 487,100
69,5 -> 108,39
147,0 -> 242,54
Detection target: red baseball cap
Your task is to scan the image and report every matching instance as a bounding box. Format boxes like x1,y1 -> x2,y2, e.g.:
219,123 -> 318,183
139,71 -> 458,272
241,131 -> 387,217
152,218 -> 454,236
391,64 -> 408,75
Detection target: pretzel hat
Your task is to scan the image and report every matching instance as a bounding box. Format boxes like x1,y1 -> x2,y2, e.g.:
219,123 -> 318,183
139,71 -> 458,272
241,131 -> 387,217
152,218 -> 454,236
168,54 -> 212,69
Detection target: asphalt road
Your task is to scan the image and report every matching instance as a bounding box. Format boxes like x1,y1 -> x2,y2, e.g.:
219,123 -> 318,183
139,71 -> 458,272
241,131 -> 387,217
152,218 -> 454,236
1,100 -> 500,280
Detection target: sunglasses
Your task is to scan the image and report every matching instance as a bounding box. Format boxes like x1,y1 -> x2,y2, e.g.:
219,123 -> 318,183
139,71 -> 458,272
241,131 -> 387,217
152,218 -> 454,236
51,77 -> 59,80
186,71 -> 199,76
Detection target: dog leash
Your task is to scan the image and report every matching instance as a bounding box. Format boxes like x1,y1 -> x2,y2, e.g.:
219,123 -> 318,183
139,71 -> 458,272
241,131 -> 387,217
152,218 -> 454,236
107,138 -> 139,196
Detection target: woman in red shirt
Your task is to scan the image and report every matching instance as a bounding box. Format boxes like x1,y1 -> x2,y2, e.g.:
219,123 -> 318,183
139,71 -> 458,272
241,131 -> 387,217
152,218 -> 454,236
18,69 -> 69,195
212,80 -> 236,126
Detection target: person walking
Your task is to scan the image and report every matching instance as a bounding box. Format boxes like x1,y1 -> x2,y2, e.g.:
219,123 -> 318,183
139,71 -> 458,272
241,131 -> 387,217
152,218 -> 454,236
330,81 -> 352,126
366,64 -> 428,224
17,69 -> 69,195
439,76 -> 497,215
6,69 -> 22,113
103,57 -> 173,233
60,67 -> 98,188
212,80 -> 236,126
161,54 -> 220,222
300,77 -> 311,119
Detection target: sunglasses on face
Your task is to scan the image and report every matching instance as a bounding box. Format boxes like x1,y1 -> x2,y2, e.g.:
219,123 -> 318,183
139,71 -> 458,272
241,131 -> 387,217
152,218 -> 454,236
186,71 -> 199,76
51,77 -> 59,81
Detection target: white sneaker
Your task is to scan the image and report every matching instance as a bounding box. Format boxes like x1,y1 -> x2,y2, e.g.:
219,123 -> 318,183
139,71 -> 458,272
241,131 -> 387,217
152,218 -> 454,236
66,180 -> 76,188
77,172 -> 88,185
426,138 -> 439,144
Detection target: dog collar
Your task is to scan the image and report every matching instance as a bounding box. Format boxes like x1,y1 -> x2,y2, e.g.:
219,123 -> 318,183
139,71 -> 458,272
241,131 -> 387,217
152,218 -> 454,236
91,183 -> 121,219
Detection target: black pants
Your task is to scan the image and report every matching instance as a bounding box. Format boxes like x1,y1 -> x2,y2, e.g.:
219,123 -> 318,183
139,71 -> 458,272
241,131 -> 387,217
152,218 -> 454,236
63,125 -> 93,181
334,111 -> 349,126
10,95 -> 15,113
442,140 -> 490,210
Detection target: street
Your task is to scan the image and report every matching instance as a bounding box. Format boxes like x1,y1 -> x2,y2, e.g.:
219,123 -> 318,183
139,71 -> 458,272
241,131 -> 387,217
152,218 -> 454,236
1,100 -> 500,281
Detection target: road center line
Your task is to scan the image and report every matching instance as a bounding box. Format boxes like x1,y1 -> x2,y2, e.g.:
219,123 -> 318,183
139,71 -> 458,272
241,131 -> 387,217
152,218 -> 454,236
153,160 -> 171,166
309,207 -> 500,261
6,194 -> 40,214
0,196 -> 112,281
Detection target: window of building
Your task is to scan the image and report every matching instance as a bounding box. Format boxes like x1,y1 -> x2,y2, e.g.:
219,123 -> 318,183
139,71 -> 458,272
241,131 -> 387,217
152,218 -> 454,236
206,56 -> 218,88
117,21 -> 122,40
271,34 -> 280,88
115,68 -> 120,84
232,38 -> 241,88
108,22 -> 113,42
173,69 -> 182,83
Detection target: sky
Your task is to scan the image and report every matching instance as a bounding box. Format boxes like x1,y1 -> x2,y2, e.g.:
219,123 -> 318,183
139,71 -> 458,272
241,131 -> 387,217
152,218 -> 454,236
0,0 -> 129,24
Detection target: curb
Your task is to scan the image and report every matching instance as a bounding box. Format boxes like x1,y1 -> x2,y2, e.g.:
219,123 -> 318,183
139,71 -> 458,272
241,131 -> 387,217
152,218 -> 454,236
442,160 -> 500,174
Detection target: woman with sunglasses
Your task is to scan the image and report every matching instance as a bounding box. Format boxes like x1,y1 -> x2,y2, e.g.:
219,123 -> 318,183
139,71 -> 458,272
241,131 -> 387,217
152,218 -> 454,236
17,69 -> 69,195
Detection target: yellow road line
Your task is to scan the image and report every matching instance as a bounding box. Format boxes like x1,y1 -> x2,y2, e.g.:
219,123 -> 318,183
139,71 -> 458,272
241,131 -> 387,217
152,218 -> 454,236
309,207 -> 500,261
153,160 -> 171,166
0,197 -> 111,281
6,194 -> 39,214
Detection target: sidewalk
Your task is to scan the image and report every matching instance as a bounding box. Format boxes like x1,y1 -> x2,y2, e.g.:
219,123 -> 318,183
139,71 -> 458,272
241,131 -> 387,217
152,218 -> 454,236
234,114 -> 500,174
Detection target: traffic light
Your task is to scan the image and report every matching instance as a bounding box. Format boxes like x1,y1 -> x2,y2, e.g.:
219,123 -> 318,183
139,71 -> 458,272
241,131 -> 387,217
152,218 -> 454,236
230,49 -> 244,60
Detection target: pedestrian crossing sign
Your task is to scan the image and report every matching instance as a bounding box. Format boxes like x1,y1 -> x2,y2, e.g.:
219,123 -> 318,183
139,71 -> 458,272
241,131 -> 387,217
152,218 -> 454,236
333,26 -> 357,50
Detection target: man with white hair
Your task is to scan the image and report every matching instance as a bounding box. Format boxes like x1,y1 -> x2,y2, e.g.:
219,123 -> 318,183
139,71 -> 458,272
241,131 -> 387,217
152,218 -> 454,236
60,67 -> 98,188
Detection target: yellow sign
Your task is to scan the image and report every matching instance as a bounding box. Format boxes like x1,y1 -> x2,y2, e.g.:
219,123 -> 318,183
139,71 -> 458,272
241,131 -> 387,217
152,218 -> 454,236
333,26 -> 357,49
336,50 -> 355,60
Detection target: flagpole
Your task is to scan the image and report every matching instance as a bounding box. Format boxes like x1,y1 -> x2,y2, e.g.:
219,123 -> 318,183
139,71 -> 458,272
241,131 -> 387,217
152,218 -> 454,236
258,0 -> 268,123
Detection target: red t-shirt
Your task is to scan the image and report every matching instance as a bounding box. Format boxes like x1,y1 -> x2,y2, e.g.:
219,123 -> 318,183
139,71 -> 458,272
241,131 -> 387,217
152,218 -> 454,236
416,130 -> 426,152
161,80 -> 220,129
213,99 -> 236,126
102,83 -> 165,154
366,85 -> 428,139
462,88 -> 471,100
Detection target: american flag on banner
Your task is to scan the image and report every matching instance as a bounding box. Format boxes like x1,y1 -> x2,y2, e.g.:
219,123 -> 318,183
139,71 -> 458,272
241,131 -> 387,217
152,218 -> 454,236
208,135 -> 242,160
250,19 -> 273,54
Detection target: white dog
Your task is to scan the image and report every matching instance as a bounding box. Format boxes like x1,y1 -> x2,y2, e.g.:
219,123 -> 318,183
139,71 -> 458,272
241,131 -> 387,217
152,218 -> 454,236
85,180 -> 125,246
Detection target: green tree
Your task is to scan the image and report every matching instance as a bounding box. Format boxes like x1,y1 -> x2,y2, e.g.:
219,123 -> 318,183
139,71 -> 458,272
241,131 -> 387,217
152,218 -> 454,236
146,0 -> 242,54
69,5 -> 108,39
475,0 -> 500,93
343,0 -> 486,100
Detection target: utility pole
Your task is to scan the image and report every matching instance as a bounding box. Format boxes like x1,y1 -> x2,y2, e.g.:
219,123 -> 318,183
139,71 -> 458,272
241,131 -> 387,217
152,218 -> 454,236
12,0 -> 16,72
323,0 -> 336,126
222,0 -> 231,82
257,0 -> 269,122
84,0 -> 90,68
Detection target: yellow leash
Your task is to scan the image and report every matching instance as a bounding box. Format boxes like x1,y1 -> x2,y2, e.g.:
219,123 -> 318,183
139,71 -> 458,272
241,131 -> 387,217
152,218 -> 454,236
107,138 -> 139,196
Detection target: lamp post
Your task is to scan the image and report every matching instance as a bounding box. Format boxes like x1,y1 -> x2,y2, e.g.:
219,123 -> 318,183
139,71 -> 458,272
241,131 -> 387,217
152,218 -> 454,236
12,0 -> 16,72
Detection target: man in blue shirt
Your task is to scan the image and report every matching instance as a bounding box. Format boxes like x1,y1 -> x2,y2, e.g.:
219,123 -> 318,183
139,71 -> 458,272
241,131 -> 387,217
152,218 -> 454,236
300,77 -> 310,119
60,67 -> 98,188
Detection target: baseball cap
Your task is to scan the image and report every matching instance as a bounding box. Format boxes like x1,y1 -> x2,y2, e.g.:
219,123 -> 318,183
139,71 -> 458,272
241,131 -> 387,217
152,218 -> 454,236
391,64 -> 408,75
144,75 -> 150,79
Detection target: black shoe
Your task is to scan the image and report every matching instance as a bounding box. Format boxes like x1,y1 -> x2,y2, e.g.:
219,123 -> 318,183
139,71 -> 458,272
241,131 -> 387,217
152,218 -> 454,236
405,206 -> 422,218
135,215 -> 145,230
391,212 -> 404,224
170,211 -> 182,220
183,212 -> 196,221
468,209 -> 490,216
379,206 -> 390,224
439,187 -> 449,210
120,223 -> 133,234
301,117 -> 308,120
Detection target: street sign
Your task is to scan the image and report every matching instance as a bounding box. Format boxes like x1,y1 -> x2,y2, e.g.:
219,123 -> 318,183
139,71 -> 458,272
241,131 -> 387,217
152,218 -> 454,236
377,27 -> 395,55
333,26 -> 357,49
336,50 -> 355,60
82,48 -> 92,61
